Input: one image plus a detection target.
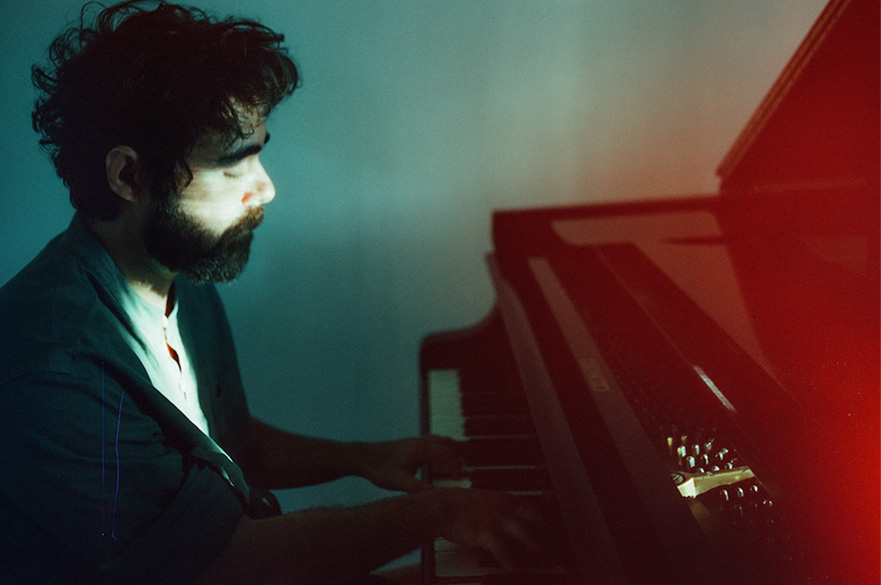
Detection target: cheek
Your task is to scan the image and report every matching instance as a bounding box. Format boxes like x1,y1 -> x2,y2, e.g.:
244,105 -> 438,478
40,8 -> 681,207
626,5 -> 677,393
176,179 -> 246,229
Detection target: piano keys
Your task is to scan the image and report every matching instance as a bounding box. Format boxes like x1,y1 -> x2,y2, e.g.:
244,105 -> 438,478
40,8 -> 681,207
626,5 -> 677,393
418,0 -> 879,583
421,349 -> 579,585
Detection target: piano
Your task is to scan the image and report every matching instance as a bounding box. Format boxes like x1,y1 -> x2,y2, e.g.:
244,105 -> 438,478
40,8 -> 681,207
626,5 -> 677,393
419,0 -> 880,584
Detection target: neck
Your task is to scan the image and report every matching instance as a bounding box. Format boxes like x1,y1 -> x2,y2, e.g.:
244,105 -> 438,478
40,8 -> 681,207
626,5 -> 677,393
86,215 -> 177,310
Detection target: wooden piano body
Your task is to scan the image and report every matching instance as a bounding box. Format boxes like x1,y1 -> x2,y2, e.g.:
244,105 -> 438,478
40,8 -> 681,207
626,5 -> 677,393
419,0 -> 879,583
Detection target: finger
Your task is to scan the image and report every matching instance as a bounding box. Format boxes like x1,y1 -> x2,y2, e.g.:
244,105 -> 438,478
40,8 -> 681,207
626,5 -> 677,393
385,470 -> 433,494
400,476 -> 433,493
422,436 -> 464,479
476,531 -> 520,573
512,500 -> 545,526
425,434 -> 459,446
432,436 -> 464,460
422,434 -> 461,458
501,516 -> 546,562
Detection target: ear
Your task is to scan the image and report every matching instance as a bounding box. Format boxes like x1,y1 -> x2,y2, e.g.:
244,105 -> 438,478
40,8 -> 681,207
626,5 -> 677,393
105,146 -> 143,203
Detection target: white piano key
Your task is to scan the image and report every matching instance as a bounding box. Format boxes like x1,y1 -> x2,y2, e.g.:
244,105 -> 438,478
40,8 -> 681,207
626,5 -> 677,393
428,369 -> 467,441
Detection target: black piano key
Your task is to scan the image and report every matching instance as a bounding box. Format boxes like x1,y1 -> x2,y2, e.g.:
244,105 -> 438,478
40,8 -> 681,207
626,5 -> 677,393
469,467 -> 553,492
461,392 -> 530,417
463,415 -> 536,437
461,437 -> 545,467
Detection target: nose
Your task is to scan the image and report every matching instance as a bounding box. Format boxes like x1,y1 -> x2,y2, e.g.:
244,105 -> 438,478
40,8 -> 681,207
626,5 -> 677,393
244,160 -> 276,206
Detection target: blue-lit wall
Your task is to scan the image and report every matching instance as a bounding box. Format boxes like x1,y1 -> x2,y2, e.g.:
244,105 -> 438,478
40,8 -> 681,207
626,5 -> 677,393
0,0 -> 825,511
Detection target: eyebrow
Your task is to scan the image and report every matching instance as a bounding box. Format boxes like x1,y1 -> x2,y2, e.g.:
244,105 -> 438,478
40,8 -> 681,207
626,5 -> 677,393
216,132 -> 271,166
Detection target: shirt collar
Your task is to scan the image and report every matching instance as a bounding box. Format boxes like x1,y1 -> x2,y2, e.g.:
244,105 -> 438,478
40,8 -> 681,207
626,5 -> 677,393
62,214 -> 173,341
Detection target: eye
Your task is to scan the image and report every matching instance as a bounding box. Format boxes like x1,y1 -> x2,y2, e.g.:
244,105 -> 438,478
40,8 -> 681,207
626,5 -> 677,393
223,160 -> 248,179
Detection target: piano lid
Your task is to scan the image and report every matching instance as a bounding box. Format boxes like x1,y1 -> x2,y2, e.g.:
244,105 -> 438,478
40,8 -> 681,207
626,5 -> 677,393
716,0 -> 879,194
543,0 -> 880,455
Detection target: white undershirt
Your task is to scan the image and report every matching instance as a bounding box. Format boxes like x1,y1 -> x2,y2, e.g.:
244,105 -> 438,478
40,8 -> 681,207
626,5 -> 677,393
157,303 -> 210,435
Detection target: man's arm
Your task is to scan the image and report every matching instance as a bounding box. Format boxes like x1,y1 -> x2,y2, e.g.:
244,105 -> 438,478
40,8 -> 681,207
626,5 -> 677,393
197,486 -> 544,585
247,417 -> 460,492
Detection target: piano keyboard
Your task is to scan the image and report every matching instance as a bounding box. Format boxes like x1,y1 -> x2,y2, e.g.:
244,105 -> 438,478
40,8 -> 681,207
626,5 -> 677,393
423,369 -> 576,585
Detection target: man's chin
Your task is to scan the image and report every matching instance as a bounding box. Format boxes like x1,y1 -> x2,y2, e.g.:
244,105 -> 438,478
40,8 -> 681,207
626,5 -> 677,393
178,245 -> 253,284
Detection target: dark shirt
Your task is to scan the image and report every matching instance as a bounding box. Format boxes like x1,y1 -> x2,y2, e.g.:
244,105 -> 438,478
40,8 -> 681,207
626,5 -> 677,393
0,216 -> 268,584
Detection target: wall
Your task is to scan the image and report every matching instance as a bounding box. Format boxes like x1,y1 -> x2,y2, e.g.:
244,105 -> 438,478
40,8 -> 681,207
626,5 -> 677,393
0,0 -> 827,510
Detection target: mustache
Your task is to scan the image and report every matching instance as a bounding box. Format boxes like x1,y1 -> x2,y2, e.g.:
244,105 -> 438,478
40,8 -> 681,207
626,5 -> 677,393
226,206 -> 265,239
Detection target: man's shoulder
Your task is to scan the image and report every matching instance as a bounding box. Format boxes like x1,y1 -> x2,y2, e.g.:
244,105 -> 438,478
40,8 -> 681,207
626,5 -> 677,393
0,230 -> 95,319
0,228 -> 109,380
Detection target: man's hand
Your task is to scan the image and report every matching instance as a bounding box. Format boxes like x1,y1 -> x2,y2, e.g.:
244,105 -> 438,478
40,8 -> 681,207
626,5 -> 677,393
197,483 -> 551,585
353,434 -> 462,493
430,487 -> 549,572
249,420 -> 462,491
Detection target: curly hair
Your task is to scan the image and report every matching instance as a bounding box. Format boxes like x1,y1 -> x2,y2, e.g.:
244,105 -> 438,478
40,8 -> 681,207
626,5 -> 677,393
31,0 -> 299,221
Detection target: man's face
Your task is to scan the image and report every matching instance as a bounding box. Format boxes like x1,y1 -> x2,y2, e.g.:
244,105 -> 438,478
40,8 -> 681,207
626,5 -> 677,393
144,111 -> 276,283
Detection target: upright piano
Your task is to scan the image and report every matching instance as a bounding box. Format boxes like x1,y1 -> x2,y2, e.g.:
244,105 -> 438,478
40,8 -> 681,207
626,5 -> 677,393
419,0 -> 880,583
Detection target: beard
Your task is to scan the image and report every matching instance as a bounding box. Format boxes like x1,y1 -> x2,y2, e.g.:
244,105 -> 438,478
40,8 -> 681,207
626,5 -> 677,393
143,198 -> 265,284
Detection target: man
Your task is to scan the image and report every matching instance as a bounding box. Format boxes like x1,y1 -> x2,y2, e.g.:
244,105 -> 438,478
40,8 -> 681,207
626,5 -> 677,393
0,1 -> 545,584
